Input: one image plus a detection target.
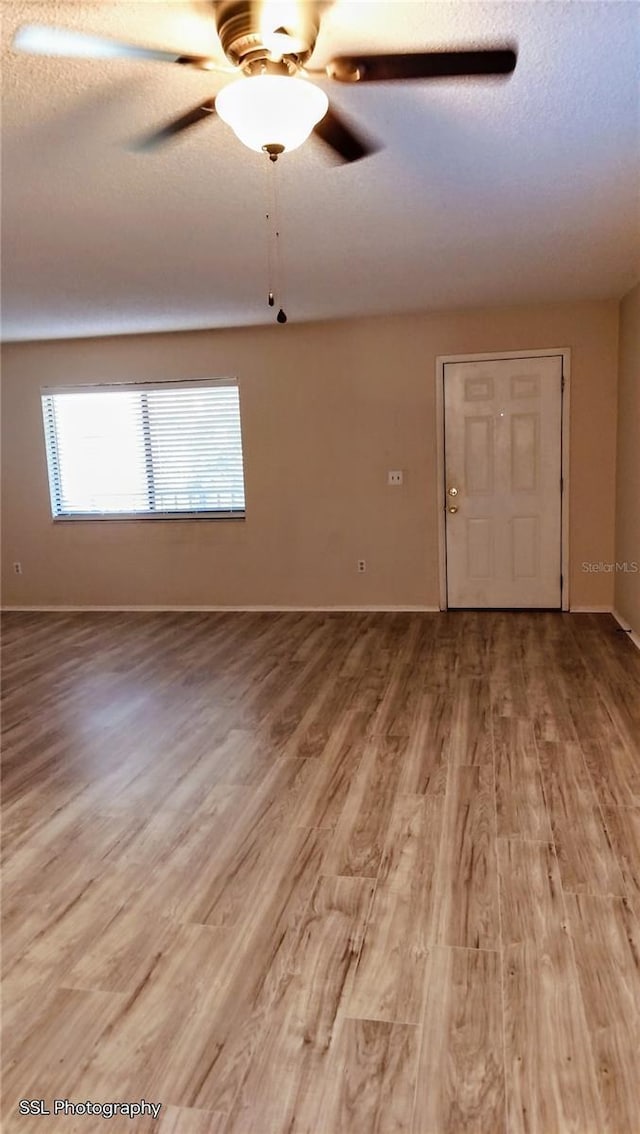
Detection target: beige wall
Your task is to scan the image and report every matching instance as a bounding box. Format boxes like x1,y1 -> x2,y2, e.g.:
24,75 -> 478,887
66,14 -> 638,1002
615,283 -> 640,631
1,300 -> 618,609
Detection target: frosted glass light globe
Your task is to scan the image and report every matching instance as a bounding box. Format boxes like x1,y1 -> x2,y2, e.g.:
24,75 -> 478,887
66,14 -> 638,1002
216,75 -> 329,155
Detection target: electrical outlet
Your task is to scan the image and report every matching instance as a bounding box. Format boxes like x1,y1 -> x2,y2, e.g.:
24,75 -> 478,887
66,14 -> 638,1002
388,470 -> 403,486
13,562 -> 23,575
357,559 -> 366,573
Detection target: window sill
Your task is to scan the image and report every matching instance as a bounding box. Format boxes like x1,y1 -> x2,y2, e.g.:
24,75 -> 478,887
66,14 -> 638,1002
51,512 -> 246,523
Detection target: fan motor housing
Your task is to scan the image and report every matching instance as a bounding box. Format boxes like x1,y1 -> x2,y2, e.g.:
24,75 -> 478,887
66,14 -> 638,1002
214,0 -> 319,68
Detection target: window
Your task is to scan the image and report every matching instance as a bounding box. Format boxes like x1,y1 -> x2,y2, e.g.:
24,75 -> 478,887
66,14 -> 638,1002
41,380 -> 246,519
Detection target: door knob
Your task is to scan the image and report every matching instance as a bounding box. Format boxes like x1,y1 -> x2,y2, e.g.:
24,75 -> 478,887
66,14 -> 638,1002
448,487 -> 458,496
448,505 -> 458,514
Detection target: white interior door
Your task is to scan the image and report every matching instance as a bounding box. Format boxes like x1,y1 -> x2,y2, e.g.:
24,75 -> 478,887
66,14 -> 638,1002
444,355 -> 563,608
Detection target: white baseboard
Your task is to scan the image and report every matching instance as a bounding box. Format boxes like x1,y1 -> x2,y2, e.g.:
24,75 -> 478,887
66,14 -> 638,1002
1,604 -> 441,614
569,605 -> 614,613
611,609 -> 640,651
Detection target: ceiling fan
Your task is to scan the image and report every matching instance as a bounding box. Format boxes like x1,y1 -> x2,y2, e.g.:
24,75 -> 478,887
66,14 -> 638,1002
12,0 -> 517,162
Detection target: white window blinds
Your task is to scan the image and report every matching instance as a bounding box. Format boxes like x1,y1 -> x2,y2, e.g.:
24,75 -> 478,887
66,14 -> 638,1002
41,380 -> 246,519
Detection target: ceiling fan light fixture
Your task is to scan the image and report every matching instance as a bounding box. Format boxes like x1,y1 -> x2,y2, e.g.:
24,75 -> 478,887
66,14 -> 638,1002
216,75 -> 328,154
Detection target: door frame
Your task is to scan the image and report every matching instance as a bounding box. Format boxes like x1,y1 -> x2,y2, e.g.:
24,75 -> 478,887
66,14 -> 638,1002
435,348 -> 571,612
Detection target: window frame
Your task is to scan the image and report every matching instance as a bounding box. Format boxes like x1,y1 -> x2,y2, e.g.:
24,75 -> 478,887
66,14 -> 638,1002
41,377 -> 247,523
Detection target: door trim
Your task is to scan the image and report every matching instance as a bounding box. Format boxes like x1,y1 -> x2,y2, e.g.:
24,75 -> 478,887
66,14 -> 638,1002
435,348 -> 571,612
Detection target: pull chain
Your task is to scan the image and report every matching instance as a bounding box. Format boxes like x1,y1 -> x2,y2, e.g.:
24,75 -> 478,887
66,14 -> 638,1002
265,155 -> 287,324
265,155 -> 275,308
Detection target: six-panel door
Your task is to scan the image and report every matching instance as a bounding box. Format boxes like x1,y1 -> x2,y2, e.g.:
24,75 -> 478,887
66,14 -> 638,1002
444,356 -> 563,608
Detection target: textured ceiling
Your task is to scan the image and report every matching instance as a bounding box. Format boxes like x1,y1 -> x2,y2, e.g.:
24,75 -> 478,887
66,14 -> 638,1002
1,0 -> 639,342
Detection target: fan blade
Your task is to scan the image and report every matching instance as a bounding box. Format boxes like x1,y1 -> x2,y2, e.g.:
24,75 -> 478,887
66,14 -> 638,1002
134,100 -> 217,151
12,25 -> 220,70
313,107 -> 378,163
326,48 -> 517,83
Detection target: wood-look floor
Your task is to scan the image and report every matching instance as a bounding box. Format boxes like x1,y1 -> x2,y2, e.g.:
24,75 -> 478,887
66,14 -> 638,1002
2,610 -> 639,1134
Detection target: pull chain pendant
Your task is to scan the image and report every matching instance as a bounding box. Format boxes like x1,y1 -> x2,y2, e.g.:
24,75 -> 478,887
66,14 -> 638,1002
265,154 -> 287,324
